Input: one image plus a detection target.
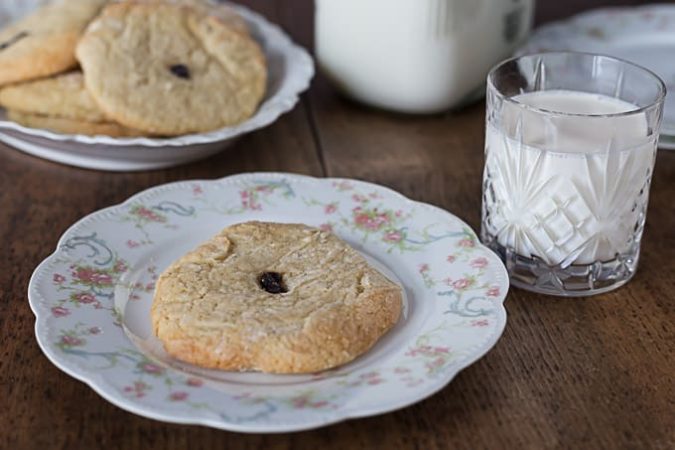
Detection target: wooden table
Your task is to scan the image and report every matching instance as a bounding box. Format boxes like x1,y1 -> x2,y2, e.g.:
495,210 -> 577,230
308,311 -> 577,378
1,1 -> 673,449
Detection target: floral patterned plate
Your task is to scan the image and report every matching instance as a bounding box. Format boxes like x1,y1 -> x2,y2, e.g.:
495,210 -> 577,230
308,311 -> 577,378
518,4 -> 675,149
28,173 -> 508,433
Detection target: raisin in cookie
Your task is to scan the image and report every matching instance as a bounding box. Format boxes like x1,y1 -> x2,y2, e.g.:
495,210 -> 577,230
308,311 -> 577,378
151,222 -> 403,374
8,110 -> 144,137
0,72 -> 108,123
0,0 -> 108,86
76,2 -> 267,136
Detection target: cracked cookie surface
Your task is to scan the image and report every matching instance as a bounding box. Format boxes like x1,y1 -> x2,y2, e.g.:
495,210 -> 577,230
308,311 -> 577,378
76,2 -> 267,135
0,72 -> 108,122
0,0 -> 108,86
127,0 -> 250,35
151,221 -> 402,374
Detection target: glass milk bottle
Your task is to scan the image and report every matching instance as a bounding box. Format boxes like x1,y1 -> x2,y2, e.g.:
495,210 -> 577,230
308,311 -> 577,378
315,0 -> 534,113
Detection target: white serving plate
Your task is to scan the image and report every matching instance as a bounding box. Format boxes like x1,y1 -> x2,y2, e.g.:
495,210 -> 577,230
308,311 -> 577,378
0,1 -> 314,170
28,173 -> 509,433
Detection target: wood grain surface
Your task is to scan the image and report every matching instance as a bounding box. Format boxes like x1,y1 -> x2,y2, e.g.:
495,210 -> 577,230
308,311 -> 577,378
0,1 -> 673,449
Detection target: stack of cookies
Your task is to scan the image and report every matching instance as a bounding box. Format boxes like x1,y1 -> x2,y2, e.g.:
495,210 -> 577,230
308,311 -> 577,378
0,0 -> 267,137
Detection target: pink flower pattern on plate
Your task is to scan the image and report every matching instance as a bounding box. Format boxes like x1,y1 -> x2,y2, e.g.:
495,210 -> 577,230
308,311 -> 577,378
70,265 -> 115,288
406,343 -> 453,376
236,181 -> 294,212
130,205 -> 167,223
59,335 -> 84,347
53,274 -> 65,284
470,257 -> 489,269
169,391 -> 189,402
138,362 -> 164,376
457,238 -> 476,248
73,292 -> 96,304
186,378 -> 203,387
452,278 -> 475,290
123,381 -> 150,399
383,230 -> 403,243
324,203 -> 338,214
288,392 -> 336,410
353,207 -> 391,232
51,306 -> 70,317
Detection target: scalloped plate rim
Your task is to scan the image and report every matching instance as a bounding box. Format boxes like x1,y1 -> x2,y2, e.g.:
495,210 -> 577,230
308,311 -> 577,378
28,172 -> 509,433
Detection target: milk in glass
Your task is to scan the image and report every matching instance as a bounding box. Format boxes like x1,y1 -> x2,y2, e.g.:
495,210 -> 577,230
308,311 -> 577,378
484,90 -> 657,266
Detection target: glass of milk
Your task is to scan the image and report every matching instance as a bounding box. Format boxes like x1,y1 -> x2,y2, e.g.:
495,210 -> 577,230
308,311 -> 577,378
482,52 -> 665,296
